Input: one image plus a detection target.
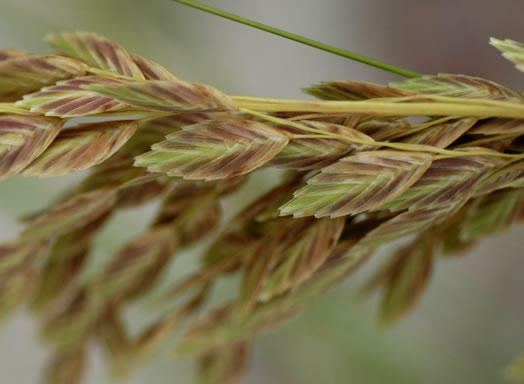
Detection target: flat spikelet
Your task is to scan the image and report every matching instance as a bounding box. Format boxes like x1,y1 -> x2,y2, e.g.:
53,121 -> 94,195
153,183 -> 222,245
31,213 -> 111,314
475,160 -> 524,194
391,73 -> 524,101
0,239 -> 49,276
46,31 -> 145,78
0,267 -> 37,323
131,54 -> 178,80
490,38 -> 524,73
0,115 -> 63,179
40,290 -> 97,351
369,235 -> 436,324
380,149 -> 509,211
0,55 -> 88,101
357,205 -> 460,250
258,217 -> 345,301
280,151 -> 433,218
23,120 -> 137,177
89,226 -> 177,302
21,189 -> 117,240
458,188 -> 524,243
16,76 -> 128,117
85,79 -> 238,112
135,119 -> 289,180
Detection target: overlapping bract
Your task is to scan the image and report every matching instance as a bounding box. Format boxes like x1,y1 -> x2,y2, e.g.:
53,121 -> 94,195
23,120 -> 137,177
47,31 -> 145,78
280,151 -> 433,218
0,115 -> 63,179
85,79 -> 238,112
0,55 -> 88,101
16,76 -> 129,117
135,119 -> 290,180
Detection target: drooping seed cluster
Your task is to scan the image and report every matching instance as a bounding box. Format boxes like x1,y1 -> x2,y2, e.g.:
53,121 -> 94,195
0,32 -> 523,384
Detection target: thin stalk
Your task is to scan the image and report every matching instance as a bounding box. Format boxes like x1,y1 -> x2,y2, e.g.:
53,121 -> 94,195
374,94 -> 524,110
171,0 -> 421,78
242,108 -> 524,160
234,97 -> 524,119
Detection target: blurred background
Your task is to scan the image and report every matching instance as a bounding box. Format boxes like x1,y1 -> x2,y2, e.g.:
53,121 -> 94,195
1,1 -> 524,383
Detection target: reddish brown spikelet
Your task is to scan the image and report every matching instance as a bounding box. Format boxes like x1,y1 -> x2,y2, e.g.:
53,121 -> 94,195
280,150 -> 433,218
258,217 -> 345,301
40,289 -> 97,351
391,73 -> 524,101
370,235 -> 436,324
85,79 -> 238,112
474,160 -> 524,195
271,120 -> 374,170
116,178 -> 168,208
89,226 -> 178,302
23,120 -> 138,177
0,49 -> 28,62
47,31 -> 145,78
31,212 -> 112,314
16,76 -> 128,117
0,239 -> 49,277
96,305 -> 131,370
0,115 -> 63,179
458,188 -> 524,242
21,189 -> 117,240
0,55 -> 89,101
356,204 -> 460,251
135,119 -> 289,180
380,149 -> 510,212
153,182 -> 222,245
174,301 -> 302,356
0,266 -> 38,322
131,54 -> 178,80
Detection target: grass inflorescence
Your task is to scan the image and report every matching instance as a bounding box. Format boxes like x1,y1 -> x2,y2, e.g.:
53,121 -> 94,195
0,25 -> 523,384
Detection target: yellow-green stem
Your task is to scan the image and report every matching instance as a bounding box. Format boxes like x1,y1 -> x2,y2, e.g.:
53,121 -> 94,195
235,97 -> 524,119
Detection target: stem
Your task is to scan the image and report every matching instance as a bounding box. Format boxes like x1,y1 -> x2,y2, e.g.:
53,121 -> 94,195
171,0 -> 421,78
234,96 -> 524,119
241,108 -> 524,160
